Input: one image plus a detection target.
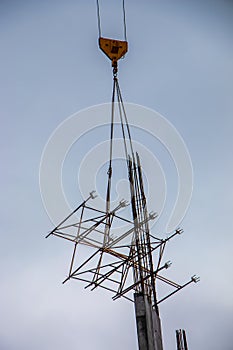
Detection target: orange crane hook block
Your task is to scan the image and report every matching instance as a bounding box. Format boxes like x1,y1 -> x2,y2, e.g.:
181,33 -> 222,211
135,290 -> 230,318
99,37 -> 128,71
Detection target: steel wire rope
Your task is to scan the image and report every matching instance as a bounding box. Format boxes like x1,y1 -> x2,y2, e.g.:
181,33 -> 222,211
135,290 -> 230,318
115,78 -> 134,158
96,0 -> 127,41
96,0 -> 101,37
114,81 -> 155,297
105,76 -> 117,215
115,78 -> 129,161
107,75 -> 146,293
113,78 -> 148,293
123,0 -> 127,41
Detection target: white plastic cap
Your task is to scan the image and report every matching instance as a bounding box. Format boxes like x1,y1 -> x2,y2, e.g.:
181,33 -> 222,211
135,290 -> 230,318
119,199 -> 129,207
90,190 -> 97,199
149,212 -> 157,220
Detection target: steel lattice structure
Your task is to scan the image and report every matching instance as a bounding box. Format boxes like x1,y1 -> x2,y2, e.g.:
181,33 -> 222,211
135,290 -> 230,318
46,73 -> 199,308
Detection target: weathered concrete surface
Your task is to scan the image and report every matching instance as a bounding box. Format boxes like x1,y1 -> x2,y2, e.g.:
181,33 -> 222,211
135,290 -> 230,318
134,293 -> 163,350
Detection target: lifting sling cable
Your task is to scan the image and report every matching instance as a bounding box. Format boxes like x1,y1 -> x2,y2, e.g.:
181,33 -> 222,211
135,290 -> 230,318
106,81 -> 145,220
106,75 -> 136,210
96,0 -> 127,42
105,76 -> 116,217
105,76 -> 155,299
115,78 -> 135,158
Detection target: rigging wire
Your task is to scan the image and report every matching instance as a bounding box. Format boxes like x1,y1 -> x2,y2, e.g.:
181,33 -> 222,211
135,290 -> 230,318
96,0 -> 127,41
105,76 -> 117,217
122,0 -> 127,42
96,0 -> 101,38
105,74 -> 159,302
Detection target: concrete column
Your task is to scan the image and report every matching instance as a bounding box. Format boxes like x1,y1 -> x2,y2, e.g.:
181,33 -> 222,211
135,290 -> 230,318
134,293 -> 163,350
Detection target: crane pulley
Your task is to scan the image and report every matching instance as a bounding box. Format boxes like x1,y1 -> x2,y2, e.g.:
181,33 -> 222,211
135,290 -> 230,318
99,37 -> 128,74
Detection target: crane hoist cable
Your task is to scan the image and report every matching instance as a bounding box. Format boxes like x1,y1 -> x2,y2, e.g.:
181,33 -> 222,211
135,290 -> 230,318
96,0 -> 127,41
96,0 -> 128,74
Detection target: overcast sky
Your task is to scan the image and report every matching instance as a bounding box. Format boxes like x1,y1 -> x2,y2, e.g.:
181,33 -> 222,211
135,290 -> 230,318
1,1 -> 233,349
